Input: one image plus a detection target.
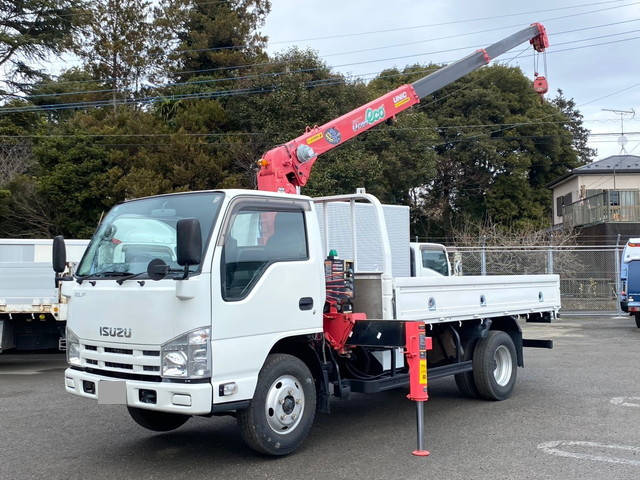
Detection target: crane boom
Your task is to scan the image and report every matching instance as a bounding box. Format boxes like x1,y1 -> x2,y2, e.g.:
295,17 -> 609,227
257,23 -> 549,194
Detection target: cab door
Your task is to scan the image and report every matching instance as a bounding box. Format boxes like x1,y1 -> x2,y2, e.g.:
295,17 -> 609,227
209,196 -> 325,402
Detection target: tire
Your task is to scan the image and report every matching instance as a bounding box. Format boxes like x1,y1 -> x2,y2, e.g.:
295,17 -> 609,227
472,331 -> 517,401
454,338 -> 479,398
237,353 -> 316,456
635,313 -> 640,328
127,407 -> 190,432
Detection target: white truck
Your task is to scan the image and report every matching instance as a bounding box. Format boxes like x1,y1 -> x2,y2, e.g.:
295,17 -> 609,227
410,242 -> 451,277
0,238 -> 88,353
59,24 -> 558,456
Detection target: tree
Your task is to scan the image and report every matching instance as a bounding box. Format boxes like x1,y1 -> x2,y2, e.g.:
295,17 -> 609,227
0,0 -> 86,96
75,0 -> 163,109
157,0 -> 270,82
409,64 -> 591,236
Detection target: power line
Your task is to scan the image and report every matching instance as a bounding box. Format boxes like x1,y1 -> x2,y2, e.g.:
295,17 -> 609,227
12,25 -> 640,105
266,0 -> 635,45
19,0 -> 640,91
0,121 -> 621,139
3,31 -> 640,115
320,17 -> 640,59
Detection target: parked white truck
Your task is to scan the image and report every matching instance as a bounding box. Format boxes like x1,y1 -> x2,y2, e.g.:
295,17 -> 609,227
60,24 -> 558,455
410,242 -> 451,277
0,238 -> 88,353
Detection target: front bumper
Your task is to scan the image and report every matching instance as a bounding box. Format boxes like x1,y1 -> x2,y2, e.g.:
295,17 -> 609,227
64,367 -> 212,415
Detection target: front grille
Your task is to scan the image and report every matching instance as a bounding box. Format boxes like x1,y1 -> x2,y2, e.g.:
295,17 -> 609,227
105,347 -> 133,355
105,361 -> 133,370
79,340 -> 160,376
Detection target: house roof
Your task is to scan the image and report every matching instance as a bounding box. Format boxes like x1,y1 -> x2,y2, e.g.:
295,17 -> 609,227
548,154 -> 640,188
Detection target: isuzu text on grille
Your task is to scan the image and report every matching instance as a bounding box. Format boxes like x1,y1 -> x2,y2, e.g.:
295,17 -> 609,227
99,327 -> 132,338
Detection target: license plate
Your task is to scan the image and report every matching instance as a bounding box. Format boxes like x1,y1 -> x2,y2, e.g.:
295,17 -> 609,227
98,380 -> 127,404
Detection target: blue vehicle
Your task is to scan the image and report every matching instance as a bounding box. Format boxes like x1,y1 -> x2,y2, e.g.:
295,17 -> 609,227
620,238 -> 640,328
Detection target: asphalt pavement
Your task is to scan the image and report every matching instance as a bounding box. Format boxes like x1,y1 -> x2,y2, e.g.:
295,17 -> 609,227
1,315 -> 640,480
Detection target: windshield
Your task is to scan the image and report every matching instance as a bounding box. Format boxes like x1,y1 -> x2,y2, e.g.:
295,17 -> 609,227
421,248 -> 449,276
77,192 -> 224,278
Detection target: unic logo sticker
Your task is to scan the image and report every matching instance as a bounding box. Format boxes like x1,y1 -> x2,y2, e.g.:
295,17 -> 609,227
324,127 -> 341,144
352,105 -> 385,132
393,91 -> 410,108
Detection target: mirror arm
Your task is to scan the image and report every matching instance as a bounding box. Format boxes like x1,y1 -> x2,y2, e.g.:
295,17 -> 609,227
180,264 -> 190,280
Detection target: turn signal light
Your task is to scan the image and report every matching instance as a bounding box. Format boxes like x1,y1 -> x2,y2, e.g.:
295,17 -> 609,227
257,158 -> 269,167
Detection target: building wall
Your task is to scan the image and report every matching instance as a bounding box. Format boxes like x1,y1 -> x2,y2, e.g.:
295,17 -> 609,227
577,173 -> 640,192
552,173 -> 640,225
552,177 -> 579,225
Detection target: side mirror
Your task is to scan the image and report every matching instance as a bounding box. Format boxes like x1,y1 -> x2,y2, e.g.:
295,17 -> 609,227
52,235 -> 67,274
176,218 -> 202,270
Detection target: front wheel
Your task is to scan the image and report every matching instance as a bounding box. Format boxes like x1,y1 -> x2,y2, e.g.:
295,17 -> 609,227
635,313 -> 640,328
472,331 -> 518,401
237,353 -> 316,455
127,407 -> 190,432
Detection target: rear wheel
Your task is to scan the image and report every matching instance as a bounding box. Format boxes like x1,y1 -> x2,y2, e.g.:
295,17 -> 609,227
127,407 -> 190,432
454,338 -> 479,398
472,331 -> 517,401
237,354 -> 316,456
635,313 -> 640,328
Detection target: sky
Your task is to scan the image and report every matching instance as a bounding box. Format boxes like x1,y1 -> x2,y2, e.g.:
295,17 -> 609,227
260,0 -> 640,161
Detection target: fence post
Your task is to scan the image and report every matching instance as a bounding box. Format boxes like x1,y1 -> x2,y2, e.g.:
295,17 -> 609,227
615,234 -> 622,315
480,236 -> 486,276
547,234 -> 554,274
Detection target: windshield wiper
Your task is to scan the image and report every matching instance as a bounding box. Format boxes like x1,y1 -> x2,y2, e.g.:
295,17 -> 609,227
110,271 -> 147,285
77,271 -> 138,284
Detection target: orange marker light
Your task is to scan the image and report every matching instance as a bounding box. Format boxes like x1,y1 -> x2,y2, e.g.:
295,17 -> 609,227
257,159 -> 269,167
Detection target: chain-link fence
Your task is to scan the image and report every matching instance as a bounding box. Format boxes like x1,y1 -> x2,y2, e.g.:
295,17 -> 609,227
446,245 -> 622,313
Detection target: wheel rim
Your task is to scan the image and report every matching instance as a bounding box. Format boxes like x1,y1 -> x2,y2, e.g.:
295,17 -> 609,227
265,374 -> 305,435
493,345 -> 513,387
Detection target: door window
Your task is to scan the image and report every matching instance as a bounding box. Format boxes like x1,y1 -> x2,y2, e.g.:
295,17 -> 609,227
222,207 -> 308,300
421,248 -> 449,276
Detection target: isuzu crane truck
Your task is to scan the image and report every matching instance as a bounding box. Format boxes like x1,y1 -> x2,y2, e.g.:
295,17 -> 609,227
59,23 -> 559,456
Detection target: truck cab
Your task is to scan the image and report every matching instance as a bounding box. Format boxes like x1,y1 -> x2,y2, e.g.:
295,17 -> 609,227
410,242 -> 451,277
620,238 -> 640,327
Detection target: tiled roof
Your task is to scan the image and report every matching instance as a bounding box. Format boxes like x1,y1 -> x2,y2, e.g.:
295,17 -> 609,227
574,154 -> 640,172
548,154 -> 640,188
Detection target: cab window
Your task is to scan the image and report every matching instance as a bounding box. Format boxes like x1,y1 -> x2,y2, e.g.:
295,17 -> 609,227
421,248 -> 449,276
222,206 -> 308,301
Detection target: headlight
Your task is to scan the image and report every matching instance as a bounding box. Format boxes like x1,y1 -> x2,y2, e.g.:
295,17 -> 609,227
66,328 -> 81,366
160,327 -> 211,379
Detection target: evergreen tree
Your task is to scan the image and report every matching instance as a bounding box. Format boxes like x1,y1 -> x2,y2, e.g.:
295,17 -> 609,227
157,0 -> 270,82
0,0 -> 87,95
75,0 -> 163,109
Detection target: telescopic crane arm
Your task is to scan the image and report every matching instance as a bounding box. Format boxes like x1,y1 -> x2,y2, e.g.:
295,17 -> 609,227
257,23 -> 549,194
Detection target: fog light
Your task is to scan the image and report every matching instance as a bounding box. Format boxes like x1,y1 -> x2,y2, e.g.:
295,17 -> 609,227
220,382 -> 237,396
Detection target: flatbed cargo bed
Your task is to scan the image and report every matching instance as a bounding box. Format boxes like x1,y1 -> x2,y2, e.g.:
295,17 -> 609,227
393,274 -> 560,323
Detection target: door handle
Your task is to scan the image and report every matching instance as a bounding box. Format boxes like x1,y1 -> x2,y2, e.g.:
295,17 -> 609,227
299,297 -> 313,311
